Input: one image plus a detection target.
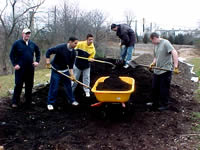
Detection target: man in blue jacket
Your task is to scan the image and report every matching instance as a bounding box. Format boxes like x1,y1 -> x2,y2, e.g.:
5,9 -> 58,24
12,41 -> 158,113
111,23 -> 136,68
10,28 -> 40,108
46,37 -> 79,111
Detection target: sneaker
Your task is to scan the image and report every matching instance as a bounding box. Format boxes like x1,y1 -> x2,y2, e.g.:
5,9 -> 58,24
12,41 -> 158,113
123,64 -> 129,68
158,105 -> 169,111
121,103 -> 126,108
11,104 -> 18,108
47,104 -> 54,111
85,92 -> 90,97
146,102 -> 153,106
72,101 -> 79,106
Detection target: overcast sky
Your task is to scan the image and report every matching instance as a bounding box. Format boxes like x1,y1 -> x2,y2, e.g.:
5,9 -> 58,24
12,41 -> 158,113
44,0 -> 199,30
78,0 -> 199,29
2,0 -> 199,32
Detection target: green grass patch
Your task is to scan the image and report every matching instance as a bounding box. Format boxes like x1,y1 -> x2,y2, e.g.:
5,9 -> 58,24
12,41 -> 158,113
187,57 -> 200,102
191,112 -> 200,132
0,69 -> 50,98
187,57 -> 200,77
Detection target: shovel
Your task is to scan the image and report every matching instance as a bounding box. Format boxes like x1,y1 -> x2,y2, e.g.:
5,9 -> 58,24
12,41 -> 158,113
128,60 -> 177,72
76,56 -> 116,69
51,66 -> 90,89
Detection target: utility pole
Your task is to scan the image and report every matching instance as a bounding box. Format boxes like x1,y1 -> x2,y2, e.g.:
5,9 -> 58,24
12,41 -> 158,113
143,18 -> 145,33
54,6 -> 57,33
150,22 -> 152,32
135,20 -> 138,42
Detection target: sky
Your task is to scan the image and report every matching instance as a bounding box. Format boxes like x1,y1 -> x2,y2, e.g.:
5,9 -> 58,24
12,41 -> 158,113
43,0 -> 200,34
77,0 -> 200,29
1,0 -> 200,33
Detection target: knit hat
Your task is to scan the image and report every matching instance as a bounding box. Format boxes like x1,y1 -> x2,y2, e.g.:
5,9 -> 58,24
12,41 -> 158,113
111,24 -> 117,29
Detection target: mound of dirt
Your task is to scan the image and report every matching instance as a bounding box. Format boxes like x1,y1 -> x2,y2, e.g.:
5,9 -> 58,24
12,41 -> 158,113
0,54 -> 199,150
96,76 -> 132,91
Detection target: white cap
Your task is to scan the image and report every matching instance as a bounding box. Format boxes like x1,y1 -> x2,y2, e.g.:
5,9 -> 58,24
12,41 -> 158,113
22,28 -> 31,34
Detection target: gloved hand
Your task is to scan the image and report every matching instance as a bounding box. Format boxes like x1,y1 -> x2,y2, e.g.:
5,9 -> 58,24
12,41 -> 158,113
46,63 -> 51,69
149,62 -> 156,71
173,67 -> 180,74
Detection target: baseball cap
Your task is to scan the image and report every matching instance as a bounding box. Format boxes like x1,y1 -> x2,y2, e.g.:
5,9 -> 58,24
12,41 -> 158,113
22,28 -> 31,34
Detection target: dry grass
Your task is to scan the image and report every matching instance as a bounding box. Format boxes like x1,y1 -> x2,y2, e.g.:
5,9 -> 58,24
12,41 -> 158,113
0,69 -> 50,98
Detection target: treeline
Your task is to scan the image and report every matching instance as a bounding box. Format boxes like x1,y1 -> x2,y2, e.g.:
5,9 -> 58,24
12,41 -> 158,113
143,32 -> 199,45
0,0 -> 113,75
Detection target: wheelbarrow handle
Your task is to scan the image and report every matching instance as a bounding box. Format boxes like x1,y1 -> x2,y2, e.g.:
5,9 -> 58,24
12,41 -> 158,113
51,67 -> 91,89
76,56 -> 116,69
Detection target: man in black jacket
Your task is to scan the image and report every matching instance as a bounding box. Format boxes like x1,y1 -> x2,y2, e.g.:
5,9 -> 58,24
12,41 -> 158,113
111,23 -> 136,68
46,37 -> 79,111
9,28 -> 40,108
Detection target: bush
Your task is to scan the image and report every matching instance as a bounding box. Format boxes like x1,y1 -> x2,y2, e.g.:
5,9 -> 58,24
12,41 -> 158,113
143,33 -> 149,44
194,38 -> 200,49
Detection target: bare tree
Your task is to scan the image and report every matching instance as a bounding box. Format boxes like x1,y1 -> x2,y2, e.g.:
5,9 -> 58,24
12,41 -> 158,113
0,0 -> 45,74
88,10 -> 107,47
124,9 -> 136,26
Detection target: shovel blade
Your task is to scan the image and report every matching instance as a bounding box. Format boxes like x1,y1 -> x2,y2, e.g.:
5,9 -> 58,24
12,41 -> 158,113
128,60 -> 138,68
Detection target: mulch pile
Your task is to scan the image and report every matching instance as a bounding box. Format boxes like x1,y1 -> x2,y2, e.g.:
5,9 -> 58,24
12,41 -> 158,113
0,54 -> 199,150
96,75 -> 132,91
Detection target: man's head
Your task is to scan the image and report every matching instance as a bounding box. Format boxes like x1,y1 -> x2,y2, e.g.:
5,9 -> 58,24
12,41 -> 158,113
22,28 -> 31,41
86,34 -> 94,46
68,37 -> 78,48
150,32 -> 160,45
111,24 -> 118,31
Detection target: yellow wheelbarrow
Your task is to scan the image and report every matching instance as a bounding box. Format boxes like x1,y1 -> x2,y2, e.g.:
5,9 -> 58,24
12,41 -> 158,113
91,76 -> 135,107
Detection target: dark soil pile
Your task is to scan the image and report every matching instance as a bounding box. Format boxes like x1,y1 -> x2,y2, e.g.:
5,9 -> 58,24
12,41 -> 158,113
96,75 -> 132,91
0,54 -> 199,150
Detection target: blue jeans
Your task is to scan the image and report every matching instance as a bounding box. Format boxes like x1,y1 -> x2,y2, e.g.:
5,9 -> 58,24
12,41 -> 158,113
47,69 -> 76,104
120,46 -> 134,65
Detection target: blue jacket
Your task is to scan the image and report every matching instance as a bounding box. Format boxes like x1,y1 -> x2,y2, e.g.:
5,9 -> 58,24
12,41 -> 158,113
46,43 -> 76,70
10,39 -> 40,68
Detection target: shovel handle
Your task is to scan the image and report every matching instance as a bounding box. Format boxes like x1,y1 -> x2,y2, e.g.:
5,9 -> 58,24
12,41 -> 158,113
138,64 -> 174,72
76,56 -> 116,68
51,67 -> 90,89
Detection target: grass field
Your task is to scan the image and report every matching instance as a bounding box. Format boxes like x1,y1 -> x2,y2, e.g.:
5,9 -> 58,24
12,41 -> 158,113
0,69 -> 50,97
188,57 -> 200,77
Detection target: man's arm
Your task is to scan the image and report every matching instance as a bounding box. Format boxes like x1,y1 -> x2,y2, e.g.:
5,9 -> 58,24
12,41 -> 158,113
171,49 -> 178,68
45,46 -> 58,68
121,34 -> 130,46
88,44 -> 96,59
35,44 -> 40,63
33,44 -> 41,67
9,42 -> 17,67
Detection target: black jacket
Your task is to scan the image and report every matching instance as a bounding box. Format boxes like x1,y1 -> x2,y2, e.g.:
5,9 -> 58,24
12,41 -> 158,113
10,39 -> 40,68
116,24 -> 136,47
75,49 -> 90,70
46,43 -> 76,70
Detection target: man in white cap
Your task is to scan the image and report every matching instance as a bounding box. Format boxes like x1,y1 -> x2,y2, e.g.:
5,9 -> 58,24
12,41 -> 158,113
9,28 -> 40,109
